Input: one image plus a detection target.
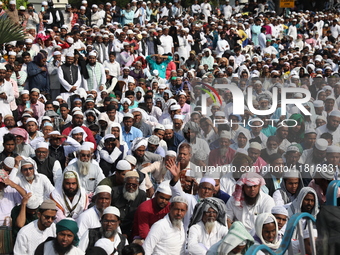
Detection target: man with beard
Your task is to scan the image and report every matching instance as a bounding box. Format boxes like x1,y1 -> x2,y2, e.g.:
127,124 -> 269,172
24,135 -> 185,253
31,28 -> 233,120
58,52 -> 81,102
10,127 -> 35,157
111,171 -> 146,241
130,137 -> 162,170
33,142 -> 62,186
14,199 -> 57,254
50,171 -> 88,222
12,157 -> 54,206
260,136 -> 285,163
163,124 -> 185,152
143,196 -> 187,255
76,185 -> 112,237
300,138 -> 328,180
84,51 -> 106,93
187,197 -> 229,254
147,135 -> 165,157
316,110 -> 340,146
64,144 -> 105,194
132,181 -> 172,243
99,134 -> 124,176
35,218 -> 83,255
226,172 -> 275,232
275,124 -> 291,151
0,133 -> 18,162
247,142 -> 267,173
79,206 -> 128,253
208,131 -> 235,166
181,121 -> 210,167
262,153 -> 285,196
131,108 -> 152,137
249,118 -> 268,148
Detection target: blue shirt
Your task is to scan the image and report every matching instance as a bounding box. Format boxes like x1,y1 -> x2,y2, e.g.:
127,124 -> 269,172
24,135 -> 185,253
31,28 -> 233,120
122,126 -> 143,149
146,56 -> 172,79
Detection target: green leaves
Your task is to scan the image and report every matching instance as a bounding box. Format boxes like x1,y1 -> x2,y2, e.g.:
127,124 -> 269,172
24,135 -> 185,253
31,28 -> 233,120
0,15 -> 25,45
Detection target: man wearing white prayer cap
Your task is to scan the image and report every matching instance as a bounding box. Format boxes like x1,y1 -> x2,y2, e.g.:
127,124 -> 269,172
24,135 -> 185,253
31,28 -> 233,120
147,135 -> 165,157
48,49 -> 62,100
208,131 -> 235,167
163,123 -> 185,152
300,138 -> 328,179
32,141 -> 62,186
247,142 -> 267,173
79,205 -> 128,253
58,49 -> 81,102
85,49 -> 106,93
143,196 -> 188,255
316,109 -> 340,146
76,185 -> 112,238
271,205 -> 288,238
132,180 -> 172,243
64,144 -> 105,194
0,63 -> 14,117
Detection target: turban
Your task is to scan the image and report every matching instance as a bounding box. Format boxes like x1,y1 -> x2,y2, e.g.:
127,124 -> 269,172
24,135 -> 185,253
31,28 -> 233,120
232,172 -> 265,207
56,219 -> 79,246
69,127 -> 88,140
131,137 -> 148,151
182,121 -> 200,134
10,127 -> 29,144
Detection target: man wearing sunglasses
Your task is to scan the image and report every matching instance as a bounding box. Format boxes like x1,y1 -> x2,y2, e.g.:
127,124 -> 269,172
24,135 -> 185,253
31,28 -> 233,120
14,199 -> 57,255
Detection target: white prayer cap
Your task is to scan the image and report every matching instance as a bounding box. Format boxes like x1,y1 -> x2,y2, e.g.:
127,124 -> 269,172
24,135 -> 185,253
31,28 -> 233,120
124,155 -> 137,166
95,185 -> 112,195
166,150 -> 177,157
178,90 -> 186,96
9,0 -> 15,4
8,51 -> 16,56
282,169 -> 300,178
170,104 -> 181,111
20,90 -> 29,95
26,194 -> 41,209
81,0 -> 87,3
315,139 -> 328,151
83,141 -> 94,150
25,38 -> 33,44
66,51 -> 74,57
73,111 -> 84,116
271,205 -> 289,217
220,131 -> 231,139
121,98 -> 132,105
329,110 -> 340,118
304,129 -> 316,135
66,37 -> 74,44
19,5 -> 25,10
92,4 -> 98,8
158,84 -> 166,89
313,100 -> 324,107
215,111 -> 225,117
156,180 -> 172,196
95,238 -> 114,255
78,143 -> 91,152
148,135 -> 160,145
316,115 -> 327,122
52,101 -> 59,106
171,196 -> 188,206
153,70 -> 159,76
36,142 -> 49,149
200,177 -> 216,186
26,118 -> 38,125
42,1 -> 47,5
249,142 -> 262,151
48,131 -> 60,136
102,206 -> 120,217
80,6 -> 86,10
3,157 -> 15,168
164,125 -> 173,130
327,145 -> 340,153
53,51 -> 61,56
88,51 -> 97,57
173,115 -> 184,120
0,64 -> 6,70
104,134 -> 115,140
123,112 -> 133,118
154,124 -> 165,131
127,30 -> 134,35
116,160 -> 131,171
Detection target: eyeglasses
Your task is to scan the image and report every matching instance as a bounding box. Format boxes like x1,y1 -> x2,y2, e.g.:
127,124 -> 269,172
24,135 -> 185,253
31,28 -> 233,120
125,183 -> 138,188
204,210 -> 217,215
36,150 -> 48,154
102,219 -> 118,224
42,214 -> 56,220
22,167 -> 34,172
80,153 -> 92,158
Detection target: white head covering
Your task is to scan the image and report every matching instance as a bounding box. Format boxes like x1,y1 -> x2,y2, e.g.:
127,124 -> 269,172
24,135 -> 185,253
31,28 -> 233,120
255,213 -> 281,249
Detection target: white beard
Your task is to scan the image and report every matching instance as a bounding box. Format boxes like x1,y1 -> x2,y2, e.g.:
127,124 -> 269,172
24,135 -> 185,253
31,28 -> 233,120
77,160 -> 91,176
266,148 -> 278,155
123,186 -> 139,201
25,175 -> 35,182
220,147 -> 228,157
171,218 -> 182,230
205,221 -> 216,234
16,143 -> 24,154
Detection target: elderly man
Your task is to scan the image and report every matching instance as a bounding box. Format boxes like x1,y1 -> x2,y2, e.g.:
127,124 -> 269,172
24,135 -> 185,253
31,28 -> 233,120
14,199 -> 57,255
76,185 -> 112,237
260,136 -> 285,163
111,171 -> 147,240
33,142 -> 62,186
130,138 -> 163,170
143,196 -> 188,255
79,206 -> 128,253
163,124 -> 185,152
207,221 -> 255,255
64,144 -> 105,194
187,197 -> 229,255
35,218 -> 83,255
275,124 -> 291,151
316,110 -> 340,146
132,181 -> 172,242
248,142 -> 267,172
50,171 -> 88,222
12,157 -> 54,205
147,135 -> 165,157
208,131 -> 235,166
181,121 -> 210,166
10,127 -> 35,157
226,172 -> 275,231
132,108 -> 152,137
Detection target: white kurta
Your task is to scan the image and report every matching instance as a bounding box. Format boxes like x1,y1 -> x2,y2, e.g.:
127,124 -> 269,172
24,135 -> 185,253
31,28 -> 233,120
187,221 -> 229,255
14,220 -> 56,255
0,80 -> 14,116
0,186 -> 22,222
76,206 -> 101,238
143,214 -> 186,255
41,240 -> 84,255
226,191 -> 275,232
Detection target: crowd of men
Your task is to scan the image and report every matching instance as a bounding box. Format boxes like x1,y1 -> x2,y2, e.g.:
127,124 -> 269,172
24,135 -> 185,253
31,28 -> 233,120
0,0 -> 339,254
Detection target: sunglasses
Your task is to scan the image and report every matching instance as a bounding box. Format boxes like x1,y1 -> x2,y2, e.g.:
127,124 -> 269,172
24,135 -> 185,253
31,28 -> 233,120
22,167 -> 34,172
42,214 -> 56,220
125,183 -> 138,188
80,153 -> 92,158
